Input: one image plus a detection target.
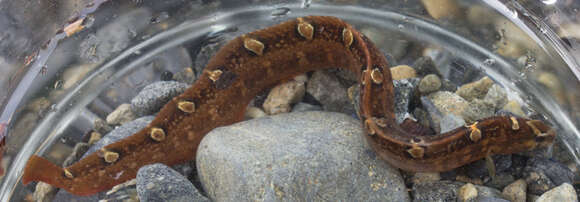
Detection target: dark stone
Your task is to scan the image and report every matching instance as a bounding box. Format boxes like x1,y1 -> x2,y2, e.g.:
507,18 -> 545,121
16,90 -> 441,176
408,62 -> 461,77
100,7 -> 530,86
412,56 -> 441,77
160,71 -> 173,81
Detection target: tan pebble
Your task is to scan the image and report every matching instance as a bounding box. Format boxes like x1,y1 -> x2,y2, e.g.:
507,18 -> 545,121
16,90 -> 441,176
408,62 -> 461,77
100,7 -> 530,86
390,65 -> 417,80
457,183 -> 478,202
502,179 -> 527,202
456,76 -> 494,101
502,100 -> 526,117
421,0 -> 461,20
88,131 -> 102,145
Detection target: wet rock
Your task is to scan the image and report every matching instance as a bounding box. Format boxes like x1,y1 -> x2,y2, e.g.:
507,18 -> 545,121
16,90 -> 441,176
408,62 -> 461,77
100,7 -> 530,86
421,0 -> 461,19
462,99 -> 495,123
84,116 -> 154,158
245,106 -> 267,119
263,79 -> 306,115
394,78 -> 420,123
440,114 -> 465,134
106,103 -> 137,125
476,196 -> 510,202
87,131 -> 102,145
484,84 -> 508,110
306,71 -> 353,114
502,179 -> 527,202
390,65 -> 417,80
418,74 -> 441,94
291,102 -> 322,112
458,183 -> 478,202
197,111 -> 410,201
536,183 -> 577,202
421,96 -> 443,133
427,91 -> 469,117
62,143 -> 90,167
413,56 -> 441,77
413,181 -> 463,201
464,155 -> 512,180
440,79 -> 458,92
456,76 -> 495,101
93,118 -> 113,135
102,179 -> 138,202
501,100 -> 526,117
413,108 -> 431,128
130,81 -> 189,116
524,157 -> 575,195
137,164 -> 208,202
33,182 -> 57,202
173,67 -> 196,84
486,173 -> 515,190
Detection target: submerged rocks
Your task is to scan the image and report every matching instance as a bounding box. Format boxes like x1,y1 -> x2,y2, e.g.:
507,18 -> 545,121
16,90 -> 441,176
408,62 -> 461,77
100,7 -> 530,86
197,111 -> 409,201
130,81 -> 189,116
137,164 -> 208,202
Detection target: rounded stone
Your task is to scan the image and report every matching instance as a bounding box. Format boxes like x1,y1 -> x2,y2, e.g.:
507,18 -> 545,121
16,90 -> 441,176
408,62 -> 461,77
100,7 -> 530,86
197,111 -> 409,201
418,74 -> 442,94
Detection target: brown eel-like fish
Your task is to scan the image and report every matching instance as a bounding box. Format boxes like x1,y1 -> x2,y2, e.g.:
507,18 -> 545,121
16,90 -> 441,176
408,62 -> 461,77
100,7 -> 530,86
22,16 -> 556,196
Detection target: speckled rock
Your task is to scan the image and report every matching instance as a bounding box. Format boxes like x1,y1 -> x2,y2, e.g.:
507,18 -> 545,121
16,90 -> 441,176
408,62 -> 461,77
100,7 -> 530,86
411,172 -> 441,185
502,179 -> 527,202
33,182 -> 57,202
130,81 -> 189,116
197,111 -> 409,201
524,157 -> 575,195
390,65 -> 417,80
306,71 -> 353,114
456,76 -> 495,101
106,103 -> 137,125
462,99 -> 495,123
484,84 -> 508,110
413,181 -> 464,202
137,164 -> 208,202
458,183 -> 478,202
291,102 -> 322,112
418,74 -> 441,94
394,78 -> 420,123
421,96 -> 443,133
84,116 -> 154,158
427,91 -> 469,117
440,114 -> 465,134
536,183 -> 577,202
263,80 -> 306,115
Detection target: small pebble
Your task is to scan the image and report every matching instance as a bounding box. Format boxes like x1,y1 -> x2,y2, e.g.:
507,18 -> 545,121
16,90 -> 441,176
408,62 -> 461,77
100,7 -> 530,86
502,179 -> 527,202
458,183 -> 478,202
421,0 -> 461,19
536,183 -> 577,202
456,76 -> 495,101
427,91 -> 469,117
418,74 -> 442,94
263,80 -> 306,115
130,81 -> 189,116
462,99 -> 495,123
394,78 -> 420,123
524,157 -> 575,195
306,70 -> 353,114
484,84 -> 508,110
390,65 -> 417,80
88,131 -> 102,145
412,172 -> 441,185
137,164 -> 208,202
33,182 -> 57,202
245,106 -> 267,119
412,56 -> 441,77
421,96 -> 443,133
106,103 -> 137,125
172,67 -> 196,84
502,100 -> 526,117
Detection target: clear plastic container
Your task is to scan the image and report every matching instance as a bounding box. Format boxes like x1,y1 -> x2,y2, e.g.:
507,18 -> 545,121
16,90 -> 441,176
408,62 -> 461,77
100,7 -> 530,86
0,0 -> 578,201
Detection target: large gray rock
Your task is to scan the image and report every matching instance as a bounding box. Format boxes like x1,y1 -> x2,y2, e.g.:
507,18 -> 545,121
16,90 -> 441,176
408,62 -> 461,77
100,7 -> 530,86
197,111 -> 409,201
137,164 -> 208,202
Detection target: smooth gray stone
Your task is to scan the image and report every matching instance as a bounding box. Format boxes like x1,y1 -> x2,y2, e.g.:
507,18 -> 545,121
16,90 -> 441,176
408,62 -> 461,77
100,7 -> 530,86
130,81 -> 189,116
197,111 -> 410,202
137,164 -> 208,202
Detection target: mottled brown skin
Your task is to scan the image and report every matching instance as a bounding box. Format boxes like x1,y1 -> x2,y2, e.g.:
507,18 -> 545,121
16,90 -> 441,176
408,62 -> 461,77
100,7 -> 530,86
22,16 -> 556,196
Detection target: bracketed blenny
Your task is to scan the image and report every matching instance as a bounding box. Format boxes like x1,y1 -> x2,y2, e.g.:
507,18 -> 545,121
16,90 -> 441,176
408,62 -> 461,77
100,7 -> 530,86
22,16 -> 556,196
